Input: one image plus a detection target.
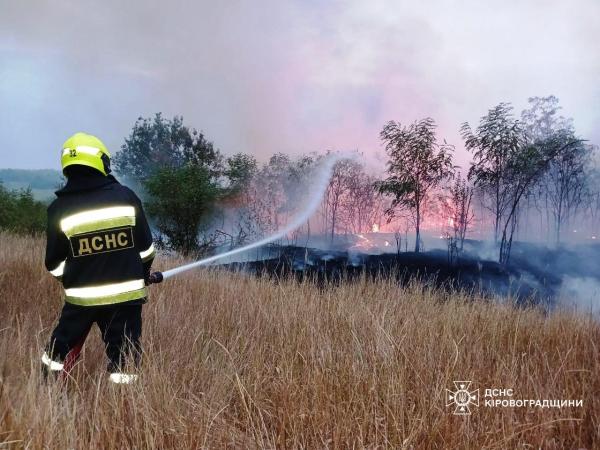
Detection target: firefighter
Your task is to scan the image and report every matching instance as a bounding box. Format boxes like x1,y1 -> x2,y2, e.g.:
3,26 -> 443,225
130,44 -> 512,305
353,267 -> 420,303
42,132 -> 155,384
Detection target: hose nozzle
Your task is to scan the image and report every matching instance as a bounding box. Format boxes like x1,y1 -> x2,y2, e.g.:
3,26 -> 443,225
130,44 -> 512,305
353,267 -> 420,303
147,271 -> 163,284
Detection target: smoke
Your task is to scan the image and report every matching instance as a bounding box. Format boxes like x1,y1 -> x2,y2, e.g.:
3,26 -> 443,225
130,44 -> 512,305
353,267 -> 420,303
559,276 -> 600,316
2,0 -> 600,170
162,154 -> 341,279
461,239 -> 600,314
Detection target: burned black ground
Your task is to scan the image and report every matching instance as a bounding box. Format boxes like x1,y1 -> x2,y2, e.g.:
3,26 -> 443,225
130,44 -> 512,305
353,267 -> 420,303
219,240 -> 600,306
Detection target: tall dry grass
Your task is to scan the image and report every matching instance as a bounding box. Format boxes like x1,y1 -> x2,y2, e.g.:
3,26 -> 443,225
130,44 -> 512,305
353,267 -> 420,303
0,232 -> 598,449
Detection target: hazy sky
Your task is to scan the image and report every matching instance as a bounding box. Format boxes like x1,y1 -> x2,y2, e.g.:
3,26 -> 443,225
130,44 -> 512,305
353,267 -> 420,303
1,0 -> 598,171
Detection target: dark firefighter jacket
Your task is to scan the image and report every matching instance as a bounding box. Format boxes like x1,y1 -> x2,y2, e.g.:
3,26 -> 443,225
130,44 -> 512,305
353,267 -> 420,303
45,170 -> 155,306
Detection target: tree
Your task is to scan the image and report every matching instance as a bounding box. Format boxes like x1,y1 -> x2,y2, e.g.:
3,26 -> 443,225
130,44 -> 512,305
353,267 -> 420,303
522,96 -> 590,244
114,113 -> 248,255
461,103 -> 524,243
144,165 -> 220,255
239,153 -> 317,242
377,118 -> 454,252
323,159 -> 363,241
495,135 -> 580,263
443,174 -> 474,254
216,153 -> 260,245
463,102 -> 582,263
585,157 -> 600,235
113,113 -> 222,181
222,153 -> 258,200
340,169 -> 382,234
285,154 -> 318,244
253,153 -> 293,233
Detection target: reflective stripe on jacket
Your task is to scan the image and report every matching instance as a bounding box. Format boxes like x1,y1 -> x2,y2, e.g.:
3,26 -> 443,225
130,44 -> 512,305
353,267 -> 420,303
45,172 -> 155,306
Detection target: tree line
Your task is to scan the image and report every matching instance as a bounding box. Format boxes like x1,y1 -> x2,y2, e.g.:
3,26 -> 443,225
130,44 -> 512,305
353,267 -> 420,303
1,96 -> 597,266
380,96 -> 596,263
115,96 -> 597,265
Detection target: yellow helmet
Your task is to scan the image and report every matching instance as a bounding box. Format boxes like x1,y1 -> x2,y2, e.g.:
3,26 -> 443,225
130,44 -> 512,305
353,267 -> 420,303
61,132 -> 111,176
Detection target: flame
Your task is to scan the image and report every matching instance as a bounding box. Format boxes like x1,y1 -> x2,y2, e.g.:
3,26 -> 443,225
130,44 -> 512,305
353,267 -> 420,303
351,233 -> 374,251
350,233 -> 392,252
372,223 -> 380,233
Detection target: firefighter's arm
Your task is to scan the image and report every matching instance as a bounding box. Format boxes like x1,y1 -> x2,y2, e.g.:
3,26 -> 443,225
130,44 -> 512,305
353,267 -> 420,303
132,194 -> 155,280
45,204 -> 69,281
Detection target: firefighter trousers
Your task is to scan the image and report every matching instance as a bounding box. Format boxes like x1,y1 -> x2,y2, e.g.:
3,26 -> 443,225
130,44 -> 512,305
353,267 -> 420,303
45,302 -> 142,372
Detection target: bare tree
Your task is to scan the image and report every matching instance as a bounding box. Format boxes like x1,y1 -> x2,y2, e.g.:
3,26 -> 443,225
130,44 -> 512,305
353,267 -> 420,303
377,118 -> 454,252
245,153 -> 320,241
443,174 -> 474,253
247,154 -> 288,235
339,168 -> 382,234
323,159 -> 361,241
585,159 -> 600,235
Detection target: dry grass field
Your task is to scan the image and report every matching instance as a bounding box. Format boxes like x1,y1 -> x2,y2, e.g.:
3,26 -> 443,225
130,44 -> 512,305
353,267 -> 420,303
1,232 -> 599,449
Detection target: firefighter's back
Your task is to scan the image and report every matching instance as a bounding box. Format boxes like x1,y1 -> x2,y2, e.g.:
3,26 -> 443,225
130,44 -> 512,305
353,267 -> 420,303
48,173 -> 152,306
42,132 -> 155,383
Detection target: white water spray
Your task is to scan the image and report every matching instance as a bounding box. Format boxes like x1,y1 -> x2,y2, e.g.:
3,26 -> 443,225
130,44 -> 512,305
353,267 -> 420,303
160,155 -> 341,280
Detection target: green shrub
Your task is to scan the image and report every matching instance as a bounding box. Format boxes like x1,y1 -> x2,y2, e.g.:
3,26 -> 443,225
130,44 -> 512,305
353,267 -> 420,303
0,183 -> 47,234
143,165 -> 220,255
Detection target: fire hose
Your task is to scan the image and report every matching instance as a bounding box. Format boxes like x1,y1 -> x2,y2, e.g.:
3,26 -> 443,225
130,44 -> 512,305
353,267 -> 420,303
146,155 -> 340,285
57,156 -> 341,379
